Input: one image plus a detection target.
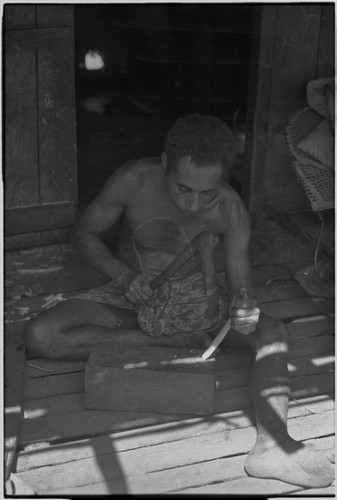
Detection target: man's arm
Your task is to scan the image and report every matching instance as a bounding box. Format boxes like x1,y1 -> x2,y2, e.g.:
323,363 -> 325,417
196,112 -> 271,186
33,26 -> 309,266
72,161 -> 141,286
222,199 -> 252,297
222,197 -> 260,334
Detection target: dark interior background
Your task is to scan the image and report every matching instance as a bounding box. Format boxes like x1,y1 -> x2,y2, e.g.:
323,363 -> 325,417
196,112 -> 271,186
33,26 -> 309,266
5,4 -> 333,253
74,4 -> 256,211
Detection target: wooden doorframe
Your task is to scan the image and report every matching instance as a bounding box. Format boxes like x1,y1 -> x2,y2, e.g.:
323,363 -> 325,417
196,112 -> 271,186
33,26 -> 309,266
4,5 -> 78,249
241,5 -> 277,217
242,4 -> 334,217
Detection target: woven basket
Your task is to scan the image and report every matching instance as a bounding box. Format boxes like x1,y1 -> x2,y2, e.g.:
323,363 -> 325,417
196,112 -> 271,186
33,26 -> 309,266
285,107 -> 334,211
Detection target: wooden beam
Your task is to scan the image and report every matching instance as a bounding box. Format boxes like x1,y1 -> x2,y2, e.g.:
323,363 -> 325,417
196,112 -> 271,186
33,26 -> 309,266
5,27 -> 72,51
5,203 -> 77,235
4,5 -> 36,30
5,228 -> 72,250
36,5 -> 73,27
242,5 -> 276,214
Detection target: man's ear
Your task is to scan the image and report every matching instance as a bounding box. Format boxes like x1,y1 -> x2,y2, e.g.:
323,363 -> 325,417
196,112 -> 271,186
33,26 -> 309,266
161,152 -> 168,171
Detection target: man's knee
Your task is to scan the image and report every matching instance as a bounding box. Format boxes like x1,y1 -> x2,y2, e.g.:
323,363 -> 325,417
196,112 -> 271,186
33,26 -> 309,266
23,317 -> 58,359
254,315 -> 289,349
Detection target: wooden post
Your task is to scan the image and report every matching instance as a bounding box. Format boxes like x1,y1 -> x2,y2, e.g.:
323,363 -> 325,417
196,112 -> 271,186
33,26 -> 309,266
243,4 -> 333,215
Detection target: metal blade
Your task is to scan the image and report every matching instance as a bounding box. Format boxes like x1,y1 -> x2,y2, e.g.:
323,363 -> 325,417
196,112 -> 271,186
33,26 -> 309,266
201,319 -> 232,360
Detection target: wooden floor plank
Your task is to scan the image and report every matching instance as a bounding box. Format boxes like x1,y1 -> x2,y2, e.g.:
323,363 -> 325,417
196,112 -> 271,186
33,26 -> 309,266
20,368 -> 334,446
15,411 -> 334,494
21,335 -> 334,399
173,473 -> 335,495
50,479 -> 336,497
170,477 -> 309,495
27,392 -> 335,440
6,243 -> 107,298
215,353 -> 334,392
48,472 -> 336,496
40,435 -> 335,495
8,261 -> 335,494
23,351 -> 334,398
290,371 -> 334,400
251,265 -> 306,302
287,353 -> 334,378
22,333 -> 334,402
290,334 -> 334,358
260,297 -> 334,320
6,236 -> 335,494
25,359 -> 85,378
287,316 -> 334,339
19,320 -> 334,446
20,334 -> 334,444
23,371 -> 84,399
291,485 -> 335,496
24,350 -> 251,379
21,316 -> 334,381
17,396 -> 335,472
49,455 -> 246,495
214,371 -> 335,414
5,292 -> 76,323
20,408 -> 190,445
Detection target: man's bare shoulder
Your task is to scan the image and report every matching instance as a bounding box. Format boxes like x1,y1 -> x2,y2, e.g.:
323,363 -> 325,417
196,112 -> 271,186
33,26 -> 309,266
118,157 -> 161,179
101,157 -> 162,199
217,182 -> 250,232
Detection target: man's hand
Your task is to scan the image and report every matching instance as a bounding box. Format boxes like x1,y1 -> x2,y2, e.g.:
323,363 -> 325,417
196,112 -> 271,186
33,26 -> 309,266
122,273 -> 155,304
229,287 -> 260,335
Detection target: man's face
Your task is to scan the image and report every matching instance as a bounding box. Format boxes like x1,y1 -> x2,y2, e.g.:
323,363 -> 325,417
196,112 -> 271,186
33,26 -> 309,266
164,156 -> 223,214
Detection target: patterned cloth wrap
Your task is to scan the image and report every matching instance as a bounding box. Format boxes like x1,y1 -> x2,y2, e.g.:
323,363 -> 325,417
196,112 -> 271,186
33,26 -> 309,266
73,272 -> 229,338
73,224 -> 230,337
137,272 -> 229,337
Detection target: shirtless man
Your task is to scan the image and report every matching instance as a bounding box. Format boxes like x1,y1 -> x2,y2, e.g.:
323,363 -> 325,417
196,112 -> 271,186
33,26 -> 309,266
24,114 -> 334,488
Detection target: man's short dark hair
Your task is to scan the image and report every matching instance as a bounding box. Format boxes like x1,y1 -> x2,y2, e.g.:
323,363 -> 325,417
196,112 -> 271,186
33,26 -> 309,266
164,114 -> 237,173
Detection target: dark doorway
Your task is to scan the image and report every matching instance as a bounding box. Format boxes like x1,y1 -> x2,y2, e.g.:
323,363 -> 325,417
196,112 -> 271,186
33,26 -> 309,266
74,4 -> 256,212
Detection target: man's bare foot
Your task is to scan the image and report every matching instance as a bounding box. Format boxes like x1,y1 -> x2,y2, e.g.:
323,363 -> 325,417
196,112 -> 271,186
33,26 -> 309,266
244,438 -> 335,488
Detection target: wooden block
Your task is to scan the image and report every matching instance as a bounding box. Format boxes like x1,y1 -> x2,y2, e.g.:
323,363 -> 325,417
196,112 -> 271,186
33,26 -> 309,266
85,346 -> 216,416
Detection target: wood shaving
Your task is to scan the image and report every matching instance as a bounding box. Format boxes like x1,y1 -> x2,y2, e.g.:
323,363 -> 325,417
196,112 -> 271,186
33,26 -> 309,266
291,394 -> 328,414
26,362 -> 58,372
41,293 -> 65,309
13,307 -> 30,315
17,266 -> 63,275
265,275 -> 291,286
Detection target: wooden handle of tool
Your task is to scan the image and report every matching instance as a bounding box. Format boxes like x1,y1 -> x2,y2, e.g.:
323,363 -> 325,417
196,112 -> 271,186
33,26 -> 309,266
149,231 -> 213,291
149,239 -> 199,290
198,234 -> 219,320
149,231 -> 219,321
